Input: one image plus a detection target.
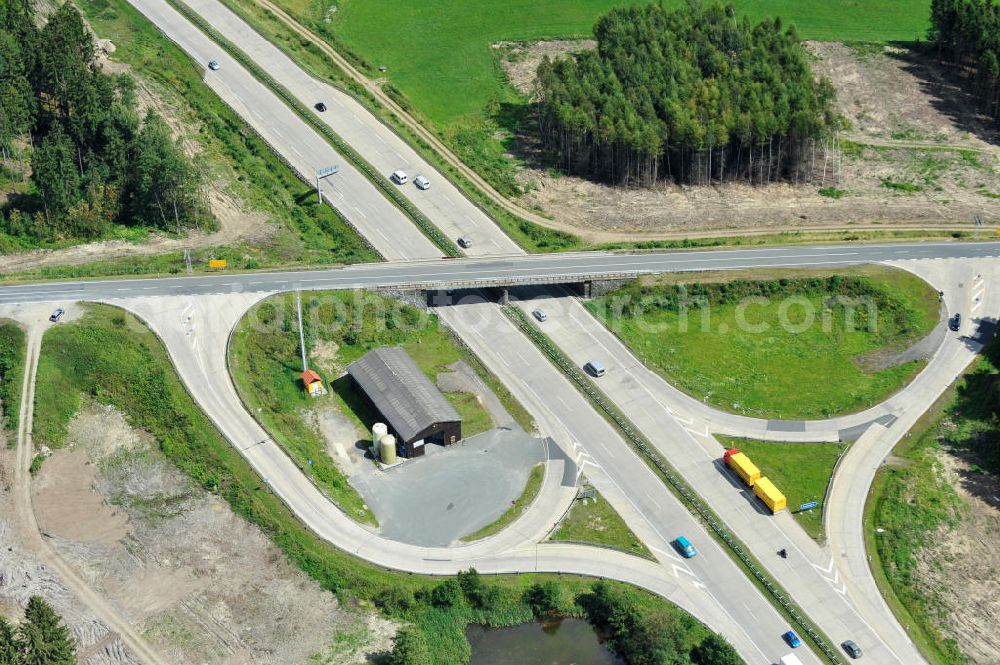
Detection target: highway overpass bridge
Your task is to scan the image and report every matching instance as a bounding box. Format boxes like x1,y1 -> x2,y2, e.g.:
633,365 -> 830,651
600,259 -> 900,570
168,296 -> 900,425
2,241 -> 998,304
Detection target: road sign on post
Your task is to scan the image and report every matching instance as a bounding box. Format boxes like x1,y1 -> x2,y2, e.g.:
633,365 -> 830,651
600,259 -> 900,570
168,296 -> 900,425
316,165 -> 339,203
798,501 -> 818,512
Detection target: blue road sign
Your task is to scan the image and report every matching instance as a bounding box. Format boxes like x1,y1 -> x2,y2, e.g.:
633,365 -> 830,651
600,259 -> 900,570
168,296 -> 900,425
799,501 -> 818,511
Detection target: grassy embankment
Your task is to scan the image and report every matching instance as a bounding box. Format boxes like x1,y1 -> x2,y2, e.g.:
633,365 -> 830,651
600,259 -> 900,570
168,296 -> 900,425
0,321 -> 26,437
551,483 -> 652,558
865,338 -> 1000,665
229,291 -> 534,524
717,437 -> 844,540
586,265 -> 941,419
0,0 -> 377,282
33,304 -> 732,665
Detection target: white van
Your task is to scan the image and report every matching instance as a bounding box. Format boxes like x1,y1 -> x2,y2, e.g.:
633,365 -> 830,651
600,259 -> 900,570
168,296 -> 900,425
584,360 -> 606,377
390,170 -> 408,185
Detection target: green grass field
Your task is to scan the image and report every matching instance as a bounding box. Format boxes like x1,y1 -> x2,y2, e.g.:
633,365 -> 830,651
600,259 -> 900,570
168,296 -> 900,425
325,0 -> 929,129
586,266 -> 940,419
551,486 -> 652,558
718,437 -> 844,540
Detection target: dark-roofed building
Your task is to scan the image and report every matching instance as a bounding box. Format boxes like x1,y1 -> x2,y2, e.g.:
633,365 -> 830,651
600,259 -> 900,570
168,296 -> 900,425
347,347 -> 462,458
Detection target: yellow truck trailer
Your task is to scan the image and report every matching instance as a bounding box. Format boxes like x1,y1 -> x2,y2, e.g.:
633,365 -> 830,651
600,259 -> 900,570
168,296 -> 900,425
753,477 -> 787,513
723,448 -> 761,487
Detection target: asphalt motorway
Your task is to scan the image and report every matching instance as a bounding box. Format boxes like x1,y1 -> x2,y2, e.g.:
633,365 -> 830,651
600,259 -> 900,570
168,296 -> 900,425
2,241 -> 999,304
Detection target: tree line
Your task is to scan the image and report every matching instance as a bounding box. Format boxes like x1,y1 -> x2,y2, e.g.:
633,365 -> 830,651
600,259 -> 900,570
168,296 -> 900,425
0,596 -> 76,665
929,0 -> 1000,125
534,1 -> 839,187
0,0 -> 210,244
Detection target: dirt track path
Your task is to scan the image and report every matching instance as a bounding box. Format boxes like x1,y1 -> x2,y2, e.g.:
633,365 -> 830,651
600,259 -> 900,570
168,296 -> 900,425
11,319 -> 170,665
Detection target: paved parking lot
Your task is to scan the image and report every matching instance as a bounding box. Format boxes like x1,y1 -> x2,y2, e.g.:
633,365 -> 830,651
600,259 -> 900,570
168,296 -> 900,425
349,429 -> 546,546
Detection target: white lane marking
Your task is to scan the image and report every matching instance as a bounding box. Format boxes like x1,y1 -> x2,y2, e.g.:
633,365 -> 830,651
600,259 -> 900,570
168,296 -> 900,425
291,145 -> 303,158
352,206 -> 368,219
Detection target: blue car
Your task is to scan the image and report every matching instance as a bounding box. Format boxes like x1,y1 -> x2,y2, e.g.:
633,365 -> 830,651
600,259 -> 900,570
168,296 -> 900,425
674,536 -> 697,558
782,630 -> 802,648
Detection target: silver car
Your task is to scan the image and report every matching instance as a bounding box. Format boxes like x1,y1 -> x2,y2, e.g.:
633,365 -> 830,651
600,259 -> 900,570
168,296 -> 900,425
532,309 -> 548,322
207,60 -> 221,71
457,236 -> 472,249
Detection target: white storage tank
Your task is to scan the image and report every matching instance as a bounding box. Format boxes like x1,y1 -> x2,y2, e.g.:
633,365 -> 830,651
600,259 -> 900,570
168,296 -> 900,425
372,422 -> 388,444
379,434 -> 397,465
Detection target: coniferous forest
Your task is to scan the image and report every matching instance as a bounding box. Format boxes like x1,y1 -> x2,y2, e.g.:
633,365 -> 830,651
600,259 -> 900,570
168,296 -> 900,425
929,0 -> 1000,125
0,0 -> 210,245
535,2 -> 839,187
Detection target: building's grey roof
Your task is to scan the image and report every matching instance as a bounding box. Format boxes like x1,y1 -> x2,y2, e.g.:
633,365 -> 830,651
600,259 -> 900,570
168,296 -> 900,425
348,347 -> 461,442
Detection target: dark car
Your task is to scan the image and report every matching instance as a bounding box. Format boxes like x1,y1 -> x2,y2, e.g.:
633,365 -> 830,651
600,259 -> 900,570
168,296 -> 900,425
841,640 -> 863,659
949,313 -> 962,331
315,102 -> 327,112
49,308 -> 65,323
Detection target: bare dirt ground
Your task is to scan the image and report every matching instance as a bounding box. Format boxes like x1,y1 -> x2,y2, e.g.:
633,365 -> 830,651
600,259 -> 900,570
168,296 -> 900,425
0,43 -> 275,275
912,450 -> 1000,665
499,41 -> 1000,239
28,402 -> 395,665
1,437 -> 141,665
493,40 -> 596,96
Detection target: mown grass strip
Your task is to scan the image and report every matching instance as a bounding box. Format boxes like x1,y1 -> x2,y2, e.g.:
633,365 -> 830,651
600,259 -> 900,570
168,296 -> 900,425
162,0 -> 461,257
503,303 -> 845,665
551,486 -> 654,559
